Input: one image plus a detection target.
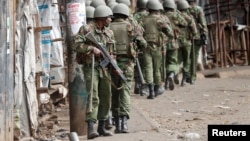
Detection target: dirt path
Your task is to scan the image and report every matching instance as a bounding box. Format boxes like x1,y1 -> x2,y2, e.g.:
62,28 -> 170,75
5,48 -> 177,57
132,75 -> 250,140
37,73 -> 250,141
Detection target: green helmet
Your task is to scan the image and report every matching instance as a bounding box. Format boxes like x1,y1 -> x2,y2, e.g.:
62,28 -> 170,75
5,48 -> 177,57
107,0 -> 116,3
94,5 -> 113,18
137,0 -> 148,9
108,1 -> 118,10
86,6 -> 95,18
146,0 -> 163,10
177,0 -> 190,10
85,0 -> 92,6
163,0 -> 176,9
90,0 -> 106,8
113,3 -> 130,16
116,0 -> 131,6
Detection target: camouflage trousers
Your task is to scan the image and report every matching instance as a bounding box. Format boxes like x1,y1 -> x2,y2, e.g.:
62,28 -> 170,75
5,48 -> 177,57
190,39 -> 201,81
111,59 -> 134,118
83,65 -> 111,122
166,49 -> 179,76
142,49 -> 162,85
178,40 -> 192,77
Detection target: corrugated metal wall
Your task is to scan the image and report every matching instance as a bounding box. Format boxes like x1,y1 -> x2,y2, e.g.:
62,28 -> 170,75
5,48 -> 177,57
0,0 -> 14,140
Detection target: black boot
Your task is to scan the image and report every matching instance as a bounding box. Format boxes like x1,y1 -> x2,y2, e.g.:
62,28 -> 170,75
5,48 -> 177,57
164,79 -> 169,90
114,117 -> 121,134
121,116 -> 129,133
105,117 -> 113,130
174,74 -> 179,85
181,73 -> 187,87
186,77 -> 195,85
154,85 -> 164,96
167,72 -> 174,90
87,121 -> 99,139
190,80 -> 195,85
140,84 -> 149,96
97,120 -> 113,136
147,84 -> 155,99
134,81 -> 140,94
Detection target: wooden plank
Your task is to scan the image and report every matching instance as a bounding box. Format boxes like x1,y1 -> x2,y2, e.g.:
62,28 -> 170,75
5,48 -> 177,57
52,38 -> 65,42
34,26 -> 53,32
241,31 -> 248,65
34,14 -> 43,73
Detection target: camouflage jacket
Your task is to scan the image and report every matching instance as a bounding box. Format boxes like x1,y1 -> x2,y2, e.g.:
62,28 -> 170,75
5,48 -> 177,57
110,18 -> 137,59
163,10 -> 187,50
142,13 -> 174,51
133,9 -> 149,26
178,11 -> 197,46
72,22 -> 116,65
188,4 -> 208,39
128,15 -> 147,50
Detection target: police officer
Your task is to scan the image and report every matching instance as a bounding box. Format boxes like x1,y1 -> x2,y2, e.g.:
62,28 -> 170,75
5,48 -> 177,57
142,0 -> 174,99
133,0 -> 149,96
73,5 -> 114,139
162,0 -> 187,90
176,0 -> 197,86
110,3 -> 147,133
134,0 -> 149,24
187,0 -> 208,84
117,0 -> 149,97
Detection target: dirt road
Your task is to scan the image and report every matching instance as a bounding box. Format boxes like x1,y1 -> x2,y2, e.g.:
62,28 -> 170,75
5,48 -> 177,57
131,75 -> 250,141
39,67 -> 250,141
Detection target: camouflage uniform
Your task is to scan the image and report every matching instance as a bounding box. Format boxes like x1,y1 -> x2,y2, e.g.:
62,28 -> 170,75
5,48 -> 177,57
188,2 -> 208,83
109,3 -> 147,133
73,23 -> 115,122
73,9 -> 115,137
133,10 -> 149,95
134,9 -> 149,26
178,11 -> 197,86
142,11 -> 174,98
162,9 -> 187,90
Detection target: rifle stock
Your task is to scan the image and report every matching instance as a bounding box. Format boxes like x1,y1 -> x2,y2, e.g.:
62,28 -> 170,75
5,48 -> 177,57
135,56 -> 145,84
85,32 -> 130,90
191,38 -> 195,77
201,33 -> 208,65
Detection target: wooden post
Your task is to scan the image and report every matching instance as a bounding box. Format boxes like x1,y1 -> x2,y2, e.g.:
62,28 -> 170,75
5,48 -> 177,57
215,0 -> 220,67
66,0 -> 87,136
228,0 -> 236,66
0,0 -> 14,140
241,31 -> 248,65
246,0 -> 250,64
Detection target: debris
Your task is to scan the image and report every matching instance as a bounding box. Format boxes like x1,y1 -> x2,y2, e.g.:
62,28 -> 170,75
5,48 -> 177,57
214,105 -> 231,109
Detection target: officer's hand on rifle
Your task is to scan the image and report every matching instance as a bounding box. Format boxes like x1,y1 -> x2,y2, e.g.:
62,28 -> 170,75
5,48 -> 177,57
93,47 -> 102,57
112,68 -> 123,76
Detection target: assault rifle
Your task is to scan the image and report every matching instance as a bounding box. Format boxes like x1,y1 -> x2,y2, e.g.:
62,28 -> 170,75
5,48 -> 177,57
85,32 -> 130,90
